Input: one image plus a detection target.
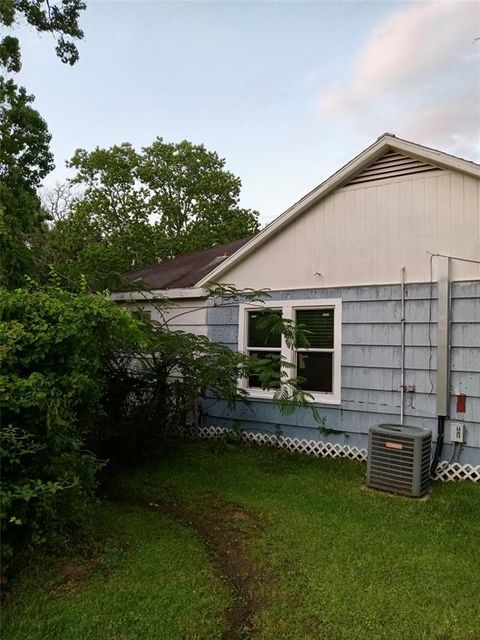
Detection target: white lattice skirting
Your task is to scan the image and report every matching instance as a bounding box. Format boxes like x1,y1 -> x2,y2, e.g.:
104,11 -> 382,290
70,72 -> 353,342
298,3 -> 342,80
197,426 -> 480,482
433,461 -> 480,482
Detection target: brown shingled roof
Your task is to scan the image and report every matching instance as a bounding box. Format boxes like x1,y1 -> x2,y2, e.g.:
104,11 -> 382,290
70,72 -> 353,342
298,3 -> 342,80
126,238 -> 250,289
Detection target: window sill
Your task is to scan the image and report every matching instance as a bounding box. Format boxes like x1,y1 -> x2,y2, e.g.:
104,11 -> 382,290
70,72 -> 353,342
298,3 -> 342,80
244,388 -> 341,406
307,394 -> 341,406
244,388 -> 277,400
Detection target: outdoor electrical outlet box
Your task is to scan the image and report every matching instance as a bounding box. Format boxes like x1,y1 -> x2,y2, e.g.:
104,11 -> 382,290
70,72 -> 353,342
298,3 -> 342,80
451,422 -> 464,443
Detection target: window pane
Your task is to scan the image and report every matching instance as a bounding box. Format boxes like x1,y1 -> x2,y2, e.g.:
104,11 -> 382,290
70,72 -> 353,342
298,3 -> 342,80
296,309 -> 334,349
248,350 -> 281,389
248,311 -> 282,348
132,309 -> 152,324
297,352 -> 333,393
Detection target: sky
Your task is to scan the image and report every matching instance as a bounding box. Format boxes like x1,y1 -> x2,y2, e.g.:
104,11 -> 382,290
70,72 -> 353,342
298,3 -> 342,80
12,0 -> 480,224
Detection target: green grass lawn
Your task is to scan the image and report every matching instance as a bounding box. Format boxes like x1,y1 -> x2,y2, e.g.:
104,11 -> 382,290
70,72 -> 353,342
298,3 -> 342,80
3,441 -> 480,640
3,500 -> 228,640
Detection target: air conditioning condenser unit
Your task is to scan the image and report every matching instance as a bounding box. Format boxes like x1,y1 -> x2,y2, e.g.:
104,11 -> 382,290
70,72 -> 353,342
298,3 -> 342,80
367,424 -> 432,497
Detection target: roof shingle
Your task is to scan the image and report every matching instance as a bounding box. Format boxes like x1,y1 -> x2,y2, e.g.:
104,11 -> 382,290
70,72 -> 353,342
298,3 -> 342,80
125,238 -> 250,289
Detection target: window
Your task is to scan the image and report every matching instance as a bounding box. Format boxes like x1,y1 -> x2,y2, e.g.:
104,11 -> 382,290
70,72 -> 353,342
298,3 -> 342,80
245,310 -> 282,389
131,308 -> 152,324
295,308 -> 334,393
239,299 -> 341,404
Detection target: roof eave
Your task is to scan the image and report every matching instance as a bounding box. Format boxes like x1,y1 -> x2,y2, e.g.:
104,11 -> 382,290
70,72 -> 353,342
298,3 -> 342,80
111,287 -> 207,301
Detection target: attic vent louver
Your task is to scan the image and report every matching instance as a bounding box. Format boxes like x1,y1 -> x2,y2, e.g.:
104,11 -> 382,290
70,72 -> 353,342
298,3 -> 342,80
347,151 -> 438,186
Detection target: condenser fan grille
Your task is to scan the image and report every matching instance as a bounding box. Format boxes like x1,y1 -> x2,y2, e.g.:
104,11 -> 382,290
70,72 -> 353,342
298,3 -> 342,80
367,425 -> 432,497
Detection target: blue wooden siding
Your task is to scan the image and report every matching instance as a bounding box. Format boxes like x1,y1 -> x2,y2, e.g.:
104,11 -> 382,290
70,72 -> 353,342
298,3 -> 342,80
204,281 -> 480,465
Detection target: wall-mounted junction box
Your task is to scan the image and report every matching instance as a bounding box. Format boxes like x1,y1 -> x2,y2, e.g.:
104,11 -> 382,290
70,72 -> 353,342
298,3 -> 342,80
450,422 -> 464,443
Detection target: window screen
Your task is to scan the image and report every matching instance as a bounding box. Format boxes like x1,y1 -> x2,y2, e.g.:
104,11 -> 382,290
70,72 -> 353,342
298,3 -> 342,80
246,310 -> 282,389
297,352 -> 333,393
296,308 -> 334,349
295,308 -> 334,394
248,311 -> 282,348
247,351 -> 281,388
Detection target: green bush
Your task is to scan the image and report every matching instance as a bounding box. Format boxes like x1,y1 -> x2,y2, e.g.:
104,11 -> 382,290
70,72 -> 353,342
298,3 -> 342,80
92,329 -> 249,464
0,282 -> 321,574
92,296 -> 324,465
0,284 -> 143,570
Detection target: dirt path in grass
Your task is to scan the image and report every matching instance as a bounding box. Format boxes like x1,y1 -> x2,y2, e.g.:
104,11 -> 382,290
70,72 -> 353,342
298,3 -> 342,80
108,490 -> 273,640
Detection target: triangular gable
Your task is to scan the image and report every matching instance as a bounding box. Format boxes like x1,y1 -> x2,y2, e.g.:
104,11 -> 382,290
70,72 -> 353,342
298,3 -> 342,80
196,134 -> 480,287
346,150 -> 438,186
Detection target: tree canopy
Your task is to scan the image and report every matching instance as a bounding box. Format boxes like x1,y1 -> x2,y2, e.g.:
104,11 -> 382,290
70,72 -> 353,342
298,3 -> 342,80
0,79 -> 54,287
0,0 -> 86,72
0,0 -> 86,288
40,139 -> 260,290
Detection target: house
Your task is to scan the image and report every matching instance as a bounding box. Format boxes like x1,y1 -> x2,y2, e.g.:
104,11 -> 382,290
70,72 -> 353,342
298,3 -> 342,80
111,237 -> 249,335
201,134 -> 480,470
114,134 -> 480,473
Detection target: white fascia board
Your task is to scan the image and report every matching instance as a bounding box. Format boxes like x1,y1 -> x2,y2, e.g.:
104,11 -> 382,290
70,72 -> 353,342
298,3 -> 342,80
389,138 -> 480,178
196,134 -> 480,287
110,287 -> 207,302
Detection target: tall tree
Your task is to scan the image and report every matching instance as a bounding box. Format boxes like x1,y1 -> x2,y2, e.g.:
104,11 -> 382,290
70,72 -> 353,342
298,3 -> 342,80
0,0 -> 86,288
39,181 -> 81,224
0,0 -> 86,72
0,79 -> 54,286
41,139 -> 260,290
138,138 -> 259,255
39,144 -> 159,290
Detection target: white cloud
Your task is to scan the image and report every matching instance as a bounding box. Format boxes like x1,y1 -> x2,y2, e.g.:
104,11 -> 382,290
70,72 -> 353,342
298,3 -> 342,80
319,0 -> 480,159
403,89 -> 480,157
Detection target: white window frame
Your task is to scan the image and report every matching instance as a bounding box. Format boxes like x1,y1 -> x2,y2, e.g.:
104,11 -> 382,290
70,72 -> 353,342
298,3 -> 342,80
238,304 -> 283,399
238,299 -> 342,405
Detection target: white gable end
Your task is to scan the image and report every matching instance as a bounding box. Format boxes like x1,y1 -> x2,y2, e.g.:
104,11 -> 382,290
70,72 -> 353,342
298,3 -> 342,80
219,168 -> 479,289
201,136 -> 480,290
